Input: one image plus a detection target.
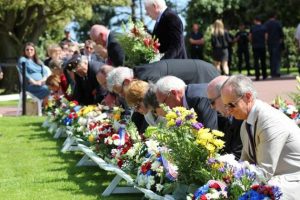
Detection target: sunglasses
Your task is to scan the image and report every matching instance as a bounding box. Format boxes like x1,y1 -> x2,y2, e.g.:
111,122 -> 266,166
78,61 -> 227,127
209,94 -> 221,106
224,95 -> 244,110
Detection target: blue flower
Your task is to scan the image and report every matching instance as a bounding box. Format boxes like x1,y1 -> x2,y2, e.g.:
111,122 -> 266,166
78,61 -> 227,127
192,122 -> 203,130
194,184 -> 209,199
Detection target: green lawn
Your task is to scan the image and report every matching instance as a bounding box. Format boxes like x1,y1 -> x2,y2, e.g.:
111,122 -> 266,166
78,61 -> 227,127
0,116 -> 142,200
0,100 -> 18,107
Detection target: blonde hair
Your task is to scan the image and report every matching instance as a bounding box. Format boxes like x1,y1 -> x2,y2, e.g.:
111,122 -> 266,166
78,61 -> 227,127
212,19 -> 225,36
125,80 -> 149,106
46,74 -> 61,88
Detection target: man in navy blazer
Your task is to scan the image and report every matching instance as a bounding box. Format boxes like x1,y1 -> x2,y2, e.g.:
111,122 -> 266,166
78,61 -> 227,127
155,76 -> 218,130
90,25 -> 124,67
144,0 -> 187,59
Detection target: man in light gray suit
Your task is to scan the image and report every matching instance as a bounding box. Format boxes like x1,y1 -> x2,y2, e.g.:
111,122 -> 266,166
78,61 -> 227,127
221,74 -> 300,199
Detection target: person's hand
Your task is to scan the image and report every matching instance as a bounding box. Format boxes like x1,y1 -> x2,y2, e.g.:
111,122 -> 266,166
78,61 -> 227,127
101,93 -> 116,107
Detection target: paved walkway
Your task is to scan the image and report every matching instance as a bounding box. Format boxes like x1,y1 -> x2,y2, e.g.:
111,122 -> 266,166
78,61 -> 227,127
0,76 -> 298,116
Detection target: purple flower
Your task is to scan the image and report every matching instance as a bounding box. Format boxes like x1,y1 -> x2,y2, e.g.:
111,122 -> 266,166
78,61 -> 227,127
175,118 -> 182,127
185,113 -> 194,120
207,157 -> 217,165
218,167 -> 225,173
192,122 -> 203,130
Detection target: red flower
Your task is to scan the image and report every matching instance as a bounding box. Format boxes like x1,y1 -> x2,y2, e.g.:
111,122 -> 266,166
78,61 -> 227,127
200,195 -> 207,200
141,162 -> 152,174
117,159 -> 123,168
209,182 -> 221,190
131,26 -> 140,36
144,38 -> 151,47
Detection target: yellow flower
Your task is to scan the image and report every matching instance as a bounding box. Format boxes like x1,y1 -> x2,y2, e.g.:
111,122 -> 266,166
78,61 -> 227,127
167,119 -> 175,127
211,130 -> 224,137
196,139 -> 207,146
206,143 -> 216,152
113,113 -> 121,121
197,129 -> 213,141
213,139 -> 225,149
88,134 -> 94,143
166,112 -> 177,121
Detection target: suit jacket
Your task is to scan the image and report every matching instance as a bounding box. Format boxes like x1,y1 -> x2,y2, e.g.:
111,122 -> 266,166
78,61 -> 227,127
153,8 -> 187,59
185,84 -> 218,130
240,100 -> 300,198
107,32 -> 125,67
73,61 -> 105,105
134,59 -> 220,84
218,116 -> 243,160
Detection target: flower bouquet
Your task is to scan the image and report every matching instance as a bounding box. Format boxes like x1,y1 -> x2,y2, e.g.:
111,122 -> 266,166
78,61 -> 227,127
145,106 -> 225,198
271,96 -> 300,123
135,139 -> 178,195
189,180 -> 227,200
118,19 -> 162,67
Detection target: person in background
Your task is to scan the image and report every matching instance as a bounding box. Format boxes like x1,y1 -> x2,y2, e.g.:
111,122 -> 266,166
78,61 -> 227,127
189,23 -> 204,59
17,42 -> 50,104
211,19 -> 232,75
207,75 -> 243,159
82,40 -> 103,62
249,16 -> 267,80
144,0 -> 187,59
60,27 -> 75,46
44,44 -> 62,67
90,24 -> 124,67
264,12 -> 284,78
221,74 -> 300,199
235,23 -> 251,75
0,65 -> 3,80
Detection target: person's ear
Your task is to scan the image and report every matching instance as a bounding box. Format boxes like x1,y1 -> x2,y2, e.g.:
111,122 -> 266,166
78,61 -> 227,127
123,78 -> 131,87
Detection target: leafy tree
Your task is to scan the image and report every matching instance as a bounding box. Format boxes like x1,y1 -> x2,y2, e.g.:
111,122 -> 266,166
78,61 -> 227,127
0,0 -> 129,93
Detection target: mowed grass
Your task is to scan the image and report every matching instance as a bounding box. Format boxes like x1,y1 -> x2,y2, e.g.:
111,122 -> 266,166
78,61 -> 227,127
0,116 -> 142,200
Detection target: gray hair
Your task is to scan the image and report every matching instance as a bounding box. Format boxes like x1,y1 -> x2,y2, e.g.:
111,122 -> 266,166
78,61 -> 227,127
143,82 -> 159,109
222,75 -> 257,98
155,76 -> 186,95
144,0 -> 167,9
106,66 -> 134,92
79,55 -> 88,66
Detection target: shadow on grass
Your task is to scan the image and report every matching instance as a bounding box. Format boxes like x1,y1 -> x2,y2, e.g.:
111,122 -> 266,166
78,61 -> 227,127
23,121 -> 143,200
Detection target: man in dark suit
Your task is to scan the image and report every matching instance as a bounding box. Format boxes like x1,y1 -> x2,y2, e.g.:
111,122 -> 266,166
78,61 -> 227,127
90,24 -> 124,67
65,54 -> 106,105
207,76 -> 243,159
134,59 -> 220,84
155,76 -> 218,130
144,0 -> 187,59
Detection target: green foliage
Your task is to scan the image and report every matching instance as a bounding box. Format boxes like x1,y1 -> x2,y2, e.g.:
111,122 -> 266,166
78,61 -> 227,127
0,116 -> 141,200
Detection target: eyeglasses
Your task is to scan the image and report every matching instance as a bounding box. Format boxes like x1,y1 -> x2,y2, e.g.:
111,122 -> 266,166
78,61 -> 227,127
224,95 -> 244,110
209,94 -> 221,106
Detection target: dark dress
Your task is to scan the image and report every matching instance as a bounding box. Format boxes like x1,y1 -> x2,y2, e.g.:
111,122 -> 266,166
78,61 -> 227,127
211,31 -> 232,61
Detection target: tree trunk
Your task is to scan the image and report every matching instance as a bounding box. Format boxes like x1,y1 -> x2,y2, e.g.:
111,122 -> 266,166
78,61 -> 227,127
0,33 -> 21,94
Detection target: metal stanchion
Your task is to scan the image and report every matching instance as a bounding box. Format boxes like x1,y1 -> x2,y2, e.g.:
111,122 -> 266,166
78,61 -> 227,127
21,62 -> 26,115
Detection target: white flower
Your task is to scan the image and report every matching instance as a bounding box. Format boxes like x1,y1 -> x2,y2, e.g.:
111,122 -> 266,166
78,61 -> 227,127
126,148 -> 136,158
151,161 -> 161,171
137,174 -> 147,187
155,184 -> 164,192
77,117 -> 87,126
145,139 -> 160,154
104,137 -> 113,145
146,175 -> 155,189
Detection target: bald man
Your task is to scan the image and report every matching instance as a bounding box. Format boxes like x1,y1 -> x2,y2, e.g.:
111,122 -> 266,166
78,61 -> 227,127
90,25 -> 124,67
207,76 -> 243,159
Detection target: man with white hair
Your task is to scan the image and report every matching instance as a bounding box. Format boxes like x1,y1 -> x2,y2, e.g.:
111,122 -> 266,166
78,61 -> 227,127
90,24 -> 124,66
221,74 -> 300,199
207,76 -> 243,159
144,0 -> 187,59
155,76 -> 218,129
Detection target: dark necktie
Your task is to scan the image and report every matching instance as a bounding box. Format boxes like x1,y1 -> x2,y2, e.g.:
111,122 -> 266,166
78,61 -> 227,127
245,122 -> 256,163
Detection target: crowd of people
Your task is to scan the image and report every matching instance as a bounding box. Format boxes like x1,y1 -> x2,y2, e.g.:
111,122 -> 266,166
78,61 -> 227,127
15,0 -> 300,198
